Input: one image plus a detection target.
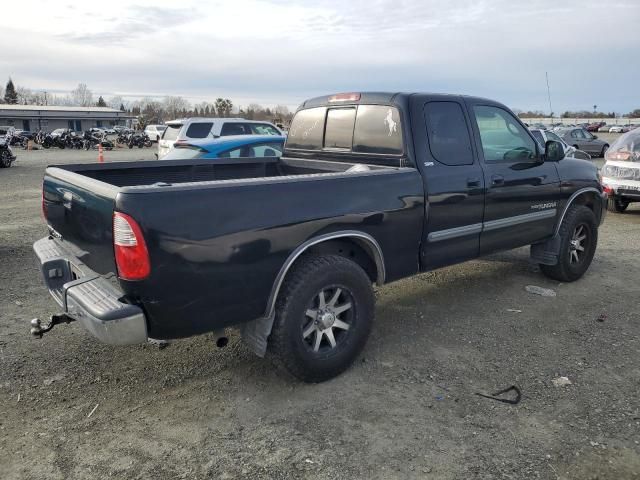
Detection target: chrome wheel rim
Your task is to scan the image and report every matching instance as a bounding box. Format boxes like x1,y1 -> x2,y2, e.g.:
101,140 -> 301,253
302,286 -> 353,353
569,223 -> 588,264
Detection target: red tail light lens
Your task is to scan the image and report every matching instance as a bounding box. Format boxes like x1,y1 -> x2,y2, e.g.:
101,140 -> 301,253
113,212 -> 150,280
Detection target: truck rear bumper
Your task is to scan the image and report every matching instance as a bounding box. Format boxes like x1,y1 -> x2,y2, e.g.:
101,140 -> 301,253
33,236 -> 147,345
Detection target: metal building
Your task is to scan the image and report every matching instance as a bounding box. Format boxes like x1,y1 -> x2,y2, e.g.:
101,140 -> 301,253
0,104 -> 133,132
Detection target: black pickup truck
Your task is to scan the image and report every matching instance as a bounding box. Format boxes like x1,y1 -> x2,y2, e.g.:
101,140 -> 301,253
34,92 -> 606,382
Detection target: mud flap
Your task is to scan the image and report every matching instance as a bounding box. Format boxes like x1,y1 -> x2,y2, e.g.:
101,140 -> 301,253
240,313 -> 275,357
530,235 -> 561,265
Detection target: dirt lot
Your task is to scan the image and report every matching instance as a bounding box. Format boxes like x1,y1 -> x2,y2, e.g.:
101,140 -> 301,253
1,146 -> 639,480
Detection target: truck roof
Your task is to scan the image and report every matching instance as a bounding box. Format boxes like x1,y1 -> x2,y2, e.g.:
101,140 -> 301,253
299,92 -> 502,110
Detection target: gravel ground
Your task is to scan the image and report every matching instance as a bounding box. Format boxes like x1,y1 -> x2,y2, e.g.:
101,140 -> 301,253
0,146 -> 639,480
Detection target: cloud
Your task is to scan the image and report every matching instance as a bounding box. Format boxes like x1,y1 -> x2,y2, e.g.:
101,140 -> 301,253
0,0 -> 638,111
59,5 -> 198,45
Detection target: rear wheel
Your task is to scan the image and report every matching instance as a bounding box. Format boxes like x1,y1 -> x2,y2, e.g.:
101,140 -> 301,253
607,196 -> 629,213
541,205 -> 597,282
268,254 -> 375,383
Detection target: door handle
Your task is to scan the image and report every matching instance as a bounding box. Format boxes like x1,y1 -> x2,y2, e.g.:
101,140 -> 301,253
491,174 -> 504,186
467,178 -> 481,188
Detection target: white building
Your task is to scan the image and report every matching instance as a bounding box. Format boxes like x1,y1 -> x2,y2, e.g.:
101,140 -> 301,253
0,104 -> 134,132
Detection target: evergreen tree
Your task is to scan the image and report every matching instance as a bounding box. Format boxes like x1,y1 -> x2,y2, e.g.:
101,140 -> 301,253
96,96 -> 107,107
4,78 -> 18,104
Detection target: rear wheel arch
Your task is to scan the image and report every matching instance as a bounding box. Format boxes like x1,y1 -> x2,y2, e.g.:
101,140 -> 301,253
265,231 -> 385,319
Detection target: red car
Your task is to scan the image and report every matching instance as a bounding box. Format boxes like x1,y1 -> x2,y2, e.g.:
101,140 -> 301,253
586,122 -> 605,132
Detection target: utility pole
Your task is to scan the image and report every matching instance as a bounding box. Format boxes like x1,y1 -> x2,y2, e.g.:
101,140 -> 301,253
545,72 -> 553,122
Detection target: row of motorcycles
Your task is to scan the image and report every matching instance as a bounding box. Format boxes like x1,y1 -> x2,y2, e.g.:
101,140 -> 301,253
33,130 -> 153,150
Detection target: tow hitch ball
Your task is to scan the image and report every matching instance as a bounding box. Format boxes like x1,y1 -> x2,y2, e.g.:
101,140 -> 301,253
30,314 -> 75,338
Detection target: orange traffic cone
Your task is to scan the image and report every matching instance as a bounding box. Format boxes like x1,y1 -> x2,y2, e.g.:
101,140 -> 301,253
98,143 -> 104,163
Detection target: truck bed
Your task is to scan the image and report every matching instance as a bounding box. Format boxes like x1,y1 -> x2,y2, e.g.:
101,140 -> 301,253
54,157 -> 393,188
42,156 -> 424,339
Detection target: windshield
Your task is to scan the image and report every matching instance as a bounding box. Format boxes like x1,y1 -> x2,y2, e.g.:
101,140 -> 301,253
162,145 -> 206,160
605,128 -> 640,162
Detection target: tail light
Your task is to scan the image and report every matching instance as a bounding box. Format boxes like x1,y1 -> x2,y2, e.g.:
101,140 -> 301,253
113,212 -> 150,280
41,184 -> 47,221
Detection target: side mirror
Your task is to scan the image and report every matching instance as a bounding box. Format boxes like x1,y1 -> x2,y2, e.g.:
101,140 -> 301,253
592,134 -> 598,139
545,140 -> 565,162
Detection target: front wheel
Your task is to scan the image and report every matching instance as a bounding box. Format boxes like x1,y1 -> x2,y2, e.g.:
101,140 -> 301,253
607,196 -> 629,213
268,254 -> 375,383
601,145 -> 609,157
540,205 -> 597,282
0,151 -> 12,168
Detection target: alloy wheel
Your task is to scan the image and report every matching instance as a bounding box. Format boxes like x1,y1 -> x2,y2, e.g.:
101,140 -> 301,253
569,224 -> 589,264
302,286 -> 353,353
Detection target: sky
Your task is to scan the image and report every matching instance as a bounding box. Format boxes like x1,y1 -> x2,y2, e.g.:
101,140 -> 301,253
0,0 -> 638,113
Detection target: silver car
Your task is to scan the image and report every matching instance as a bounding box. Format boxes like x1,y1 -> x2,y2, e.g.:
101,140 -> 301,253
556,128 -> 609,157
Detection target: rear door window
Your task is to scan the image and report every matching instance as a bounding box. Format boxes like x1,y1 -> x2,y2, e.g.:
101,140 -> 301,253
162,124 -> 181,141
423,102 -> 473,165
286,107 -> 326,150
185,122 -> 213,138
324,108 -> 356,149
353,105 -> 403,154
250,123 -> 281,135
220,123 -> 249,136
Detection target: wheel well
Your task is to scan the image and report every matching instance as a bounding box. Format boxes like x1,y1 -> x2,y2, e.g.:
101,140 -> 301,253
304,238 -> 378,284
572,191 -> 597,213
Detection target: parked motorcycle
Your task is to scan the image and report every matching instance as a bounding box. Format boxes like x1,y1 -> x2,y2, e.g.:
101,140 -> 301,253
0,136 -> 16,168
128,132 -> 151,149
83,131 -> 113,151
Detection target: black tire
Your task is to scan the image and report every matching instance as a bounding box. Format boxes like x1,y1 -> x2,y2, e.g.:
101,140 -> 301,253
540,205 -> 597,282
0,152 -> 10,168
607,196 -> 629,213
268,254 -> 375,383
601,144 -> 609,158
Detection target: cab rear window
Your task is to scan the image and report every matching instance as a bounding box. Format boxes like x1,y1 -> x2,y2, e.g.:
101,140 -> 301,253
287,105 -> 403,155
286,107 -> 326,150
353,105 -> 403,154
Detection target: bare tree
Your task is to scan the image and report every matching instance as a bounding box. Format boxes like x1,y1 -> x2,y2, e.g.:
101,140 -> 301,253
163,96 -> 191,119
71,83 -> 93,106
274,105 -> 290,118
107,95 -> 126,110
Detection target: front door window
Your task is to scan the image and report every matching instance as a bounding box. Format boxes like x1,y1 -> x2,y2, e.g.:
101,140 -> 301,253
472,106 -> 538,162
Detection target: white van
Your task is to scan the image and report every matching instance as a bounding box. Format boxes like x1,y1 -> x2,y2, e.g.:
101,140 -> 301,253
158,118 -> 282,159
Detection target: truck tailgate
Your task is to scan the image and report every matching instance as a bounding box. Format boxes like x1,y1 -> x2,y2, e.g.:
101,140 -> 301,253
42,167 -> 118,275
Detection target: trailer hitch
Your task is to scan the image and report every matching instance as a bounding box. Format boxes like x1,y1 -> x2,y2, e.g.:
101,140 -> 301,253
30,314 -> 75,338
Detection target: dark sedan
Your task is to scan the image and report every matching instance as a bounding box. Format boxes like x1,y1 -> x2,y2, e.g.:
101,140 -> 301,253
557,127 -> 609,157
